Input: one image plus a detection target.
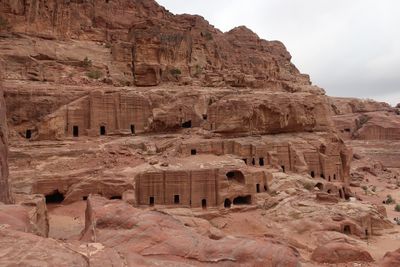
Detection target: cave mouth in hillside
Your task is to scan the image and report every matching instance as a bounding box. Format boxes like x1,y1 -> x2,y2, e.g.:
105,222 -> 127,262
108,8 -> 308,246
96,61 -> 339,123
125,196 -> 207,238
233,195 -> 251,205
182,120 -> 192,128
343,225 -> 351,235
45,190 -> 65,204
110,195 -> 122,200
226,170 -> 245,184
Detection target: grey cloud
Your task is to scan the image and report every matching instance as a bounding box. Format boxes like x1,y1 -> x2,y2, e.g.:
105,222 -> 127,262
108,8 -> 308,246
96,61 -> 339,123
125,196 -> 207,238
156,0 -> 400,105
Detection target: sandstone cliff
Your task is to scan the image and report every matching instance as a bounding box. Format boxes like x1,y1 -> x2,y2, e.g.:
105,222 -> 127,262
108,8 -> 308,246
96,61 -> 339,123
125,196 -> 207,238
0,0 -> 316,90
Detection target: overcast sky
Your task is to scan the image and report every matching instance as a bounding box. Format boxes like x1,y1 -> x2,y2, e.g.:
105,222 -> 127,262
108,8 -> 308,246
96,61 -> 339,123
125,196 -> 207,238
156,0 -> 400,105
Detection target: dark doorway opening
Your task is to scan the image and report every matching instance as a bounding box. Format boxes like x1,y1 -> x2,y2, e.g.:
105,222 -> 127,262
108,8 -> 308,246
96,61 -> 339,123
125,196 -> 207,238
343,225 -> 351,235
174,195 -> 180,204
311,171 -> 315,178
259,158 -> 265,166
233,195 -> 252,205
191,149 -> 197,155
334,174 -> 337,180
26,129 -> 32,139
45,190 -> 65,204
264,185 -> 268,191
243,159 -> 247,164
328,176 -> 331,181
202,114 -> 207,120
365,229 -> 369,236
226,170 -> 245,183
327,189 -> 332,194
110,195 -> 122,200
100,126 -> 106,135
73,126 -> 79,137
83,196 -> 88,201
182,120 -> 192,128
281,165 -> 285,173
256,184 -> 260,193
224,199 -> 231,208
339,189 -> 343,199
201,199 -> 207,209
149,196 -> 155,206
130,124 -> 135,134
251,158 -> 255,165
320,173 -> 325,179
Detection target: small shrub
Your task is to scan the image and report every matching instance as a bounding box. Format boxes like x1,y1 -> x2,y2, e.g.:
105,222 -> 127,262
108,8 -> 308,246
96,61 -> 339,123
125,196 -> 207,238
0,16 -> 10,31
170,68 -> 181,78
202,31 -> 213,41
86,70 -> 102,79
194,64 -> 203,77
385,195 -> 395,204
395,204 -> 400,212
81,57 -> 92,68
361,185 -> 368,191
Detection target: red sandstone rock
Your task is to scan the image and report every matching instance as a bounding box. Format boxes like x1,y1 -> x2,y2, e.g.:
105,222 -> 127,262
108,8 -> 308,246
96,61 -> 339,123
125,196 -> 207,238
311,241 -> 374,263
0,83 -> 11,204
81,195 -> 301,266
380,248 -> 400,267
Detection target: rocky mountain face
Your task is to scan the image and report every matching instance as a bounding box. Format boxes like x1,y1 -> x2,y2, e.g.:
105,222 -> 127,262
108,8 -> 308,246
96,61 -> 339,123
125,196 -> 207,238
0,0 -> 314,89
0,0 -> 399,266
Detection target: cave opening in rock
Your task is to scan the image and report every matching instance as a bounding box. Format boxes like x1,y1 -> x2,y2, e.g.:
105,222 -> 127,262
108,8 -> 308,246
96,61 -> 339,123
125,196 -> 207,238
26,129 -> 32,139
233,195 -> 252,205
320,173 -> 325,179
251,158 -> 255,165
365,229 -> 369,236
45,190 -> 65,204
201,199 -> 207,209
343,225 -> 351,235
100,126 -> 106,135
174,195 -> 180,204
191,149 -> 197,155
130,124 -> 135,134
334,174 -> 337,180
149,196 -> 155,206
281,165 -> 285,173
83,196 -> 88,201
339,189 -> 343,199
182,120 -> 192,128
256,184 -> 260,193
311,171 -> 315,178
224,199 -> 231,208
202,114 -> 207,120
315,183 -> 324,191
327,189 -> 332,194
264,185 -> 268,191
243,158 -> 247,164
226,170 -> 245,183
259,158 -> 264,166
73,126 -> 79,137
110,195 -> 122,200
